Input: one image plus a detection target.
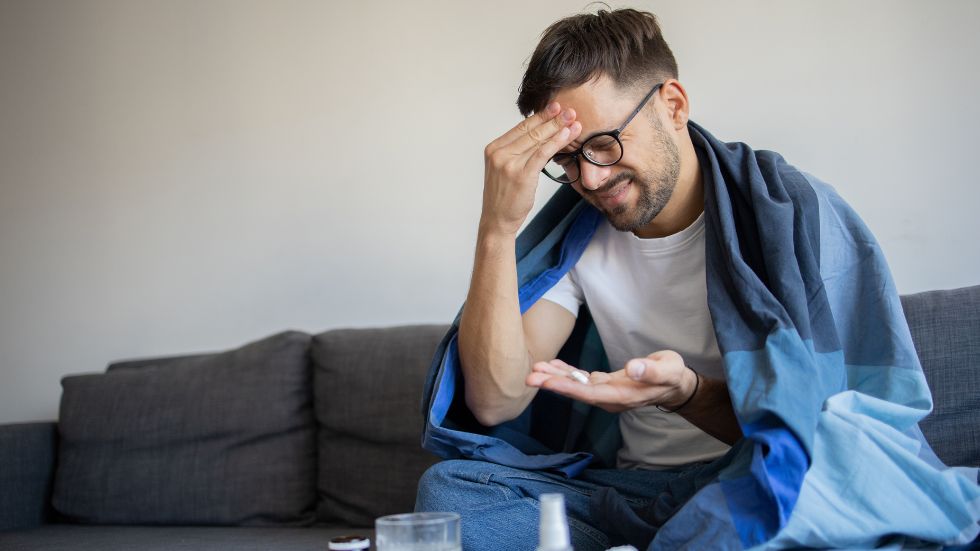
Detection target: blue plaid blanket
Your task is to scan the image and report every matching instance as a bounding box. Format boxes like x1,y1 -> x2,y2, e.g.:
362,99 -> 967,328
420,122 -> 980,549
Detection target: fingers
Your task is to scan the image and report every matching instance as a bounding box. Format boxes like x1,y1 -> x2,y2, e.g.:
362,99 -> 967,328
526,371 -> 556,388
625,359 -> 649,381
525,351 -> 695,415
488,102 -> 560,152
525,120 -> 581,174
533,359 -> 574,373
479,103 -> 582,237
532,360 -> 590,384
526,370 -> 593,399
525,370 -> 627,413
625,351 -> 685,384
588,371 -> 613,384
506,107 -> 578,156
486,103 -> 578,161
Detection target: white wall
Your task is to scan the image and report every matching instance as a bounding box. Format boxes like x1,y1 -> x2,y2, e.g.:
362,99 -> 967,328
1,0 -> 978,424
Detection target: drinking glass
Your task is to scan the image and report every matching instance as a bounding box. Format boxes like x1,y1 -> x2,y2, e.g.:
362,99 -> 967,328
375,512 -> 461,551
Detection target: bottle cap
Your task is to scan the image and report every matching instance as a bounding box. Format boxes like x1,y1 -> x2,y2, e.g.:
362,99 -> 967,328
328,535 -> 370,550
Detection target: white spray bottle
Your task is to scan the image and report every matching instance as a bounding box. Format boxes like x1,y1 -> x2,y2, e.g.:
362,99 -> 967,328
537,493 -> 574,551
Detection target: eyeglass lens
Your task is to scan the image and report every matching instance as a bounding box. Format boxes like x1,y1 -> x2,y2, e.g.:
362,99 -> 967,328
543,133 -> 623,184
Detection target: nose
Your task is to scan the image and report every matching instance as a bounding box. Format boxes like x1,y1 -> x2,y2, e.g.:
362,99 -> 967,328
578,160 -> 612,191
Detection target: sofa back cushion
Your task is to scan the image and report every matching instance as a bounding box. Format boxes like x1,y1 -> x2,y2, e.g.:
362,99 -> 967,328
52,331 -> 317,526
901,285 -> 980,467
313,325 -> 445,527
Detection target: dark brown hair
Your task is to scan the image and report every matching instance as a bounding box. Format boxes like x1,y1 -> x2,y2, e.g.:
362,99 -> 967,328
517,8 -> 678,116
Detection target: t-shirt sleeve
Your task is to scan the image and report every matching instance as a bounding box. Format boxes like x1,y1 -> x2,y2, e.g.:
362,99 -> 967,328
539,271 -> 584,318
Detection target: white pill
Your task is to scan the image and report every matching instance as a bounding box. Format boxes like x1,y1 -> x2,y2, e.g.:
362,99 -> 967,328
569,370 -> 590,384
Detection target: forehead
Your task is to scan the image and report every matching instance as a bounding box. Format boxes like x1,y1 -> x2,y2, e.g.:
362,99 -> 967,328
550,75 -> 640,136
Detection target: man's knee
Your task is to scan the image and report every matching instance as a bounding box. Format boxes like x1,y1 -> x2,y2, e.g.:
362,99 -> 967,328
417,459 -> 455,492
416,460 -> 476,511
416,459 -> 513,512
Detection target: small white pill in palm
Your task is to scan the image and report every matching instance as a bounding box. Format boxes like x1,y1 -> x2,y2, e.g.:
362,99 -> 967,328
569,370 -> 589,384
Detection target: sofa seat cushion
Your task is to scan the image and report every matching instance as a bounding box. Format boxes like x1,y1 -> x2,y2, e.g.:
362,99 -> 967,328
52,331 -> 316,526
901,285 -> 980,467
0,525 -> 371,551
0,422 -> 57,531
312,325 -> 446,527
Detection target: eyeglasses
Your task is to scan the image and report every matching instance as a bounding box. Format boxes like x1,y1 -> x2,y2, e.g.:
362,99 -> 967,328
542,82 -> 664,185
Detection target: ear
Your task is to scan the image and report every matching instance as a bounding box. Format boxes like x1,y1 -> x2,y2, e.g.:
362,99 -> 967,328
660,79 -> 690,130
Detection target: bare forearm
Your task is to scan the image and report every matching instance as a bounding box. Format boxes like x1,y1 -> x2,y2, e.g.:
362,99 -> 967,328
462,101 -> 581,426
458,224 -> 536,426
675,373 -> 743,445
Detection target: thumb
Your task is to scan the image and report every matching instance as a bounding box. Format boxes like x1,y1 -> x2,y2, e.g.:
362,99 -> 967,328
626,351 -> 678,382
626,359 -> 652,381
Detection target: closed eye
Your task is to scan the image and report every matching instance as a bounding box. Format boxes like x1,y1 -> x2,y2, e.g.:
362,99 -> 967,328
553,153 -> 577,168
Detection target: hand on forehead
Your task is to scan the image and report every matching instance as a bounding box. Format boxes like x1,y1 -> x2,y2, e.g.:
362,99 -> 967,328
550,76 -> 648,141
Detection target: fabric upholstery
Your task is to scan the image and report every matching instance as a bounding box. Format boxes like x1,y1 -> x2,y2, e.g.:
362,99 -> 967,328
106,353 -> 216,372
2,285 -> 973,548
52,331 -> 316,526
312,325 -> 445,526
901,285 -> 980,467
0,525 -> 371,551
0,422 -> 58,531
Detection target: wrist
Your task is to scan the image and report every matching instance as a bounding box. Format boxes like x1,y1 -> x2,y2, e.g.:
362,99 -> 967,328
657,367 -> 700,413
478,216 -> 519,242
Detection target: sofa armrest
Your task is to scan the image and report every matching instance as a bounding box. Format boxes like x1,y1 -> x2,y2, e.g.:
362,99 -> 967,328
0,422 -> 58,531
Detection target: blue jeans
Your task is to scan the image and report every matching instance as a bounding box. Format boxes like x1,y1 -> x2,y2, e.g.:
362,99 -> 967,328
414,459 -> 700,551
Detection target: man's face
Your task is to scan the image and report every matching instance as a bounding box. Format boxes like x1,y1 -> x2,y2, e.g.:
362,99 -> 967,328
551,76 -> 681,233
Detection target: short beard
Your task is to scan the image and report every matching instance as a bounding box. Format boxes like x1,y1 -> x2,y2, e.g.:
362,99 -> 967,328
590,115 -> 681,233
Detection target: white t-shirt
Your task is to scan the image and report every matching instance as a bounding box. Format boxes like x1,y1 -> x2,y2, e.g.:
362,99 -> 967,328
541,212 -> 731,470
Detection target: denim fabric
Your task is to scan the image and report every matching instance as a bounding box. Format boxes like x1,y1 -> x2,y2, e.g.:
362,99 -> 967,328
414,460 -> 701,551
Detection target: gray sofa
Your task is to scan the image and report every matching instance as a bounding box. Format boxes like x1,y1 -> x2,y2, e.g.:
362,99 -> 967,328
1,286 -> 978,550
0,325 -> 448,550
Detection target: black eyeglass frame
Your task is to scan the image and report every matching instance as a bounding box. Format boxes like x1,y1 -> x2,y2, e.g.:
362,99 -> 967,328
542,81 -> 664,185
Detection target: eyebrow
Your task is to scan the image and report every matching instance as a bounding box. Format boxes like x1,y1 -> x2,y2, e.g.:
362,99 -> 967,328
561,128 -> 616,153
579,129 -> 613,143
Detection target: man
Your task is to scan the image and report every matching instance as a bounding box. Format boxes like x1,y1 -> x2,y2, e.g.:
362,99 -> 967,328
416,8 -> 979,551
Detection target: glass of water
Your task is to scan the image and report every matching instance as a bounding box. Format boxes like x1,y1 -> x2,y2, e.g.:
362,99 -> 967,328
375,512 -> 461,551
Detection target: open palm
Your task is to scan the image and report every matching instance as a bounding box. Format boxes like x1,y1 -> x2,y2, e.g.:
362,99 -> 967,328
525,352 -> 689,413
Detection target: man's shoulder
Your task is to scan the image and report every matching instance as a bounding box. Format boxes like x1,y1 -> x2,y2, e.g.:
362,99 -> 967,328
752,150 -> 852,217
751,149 -> 826,198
